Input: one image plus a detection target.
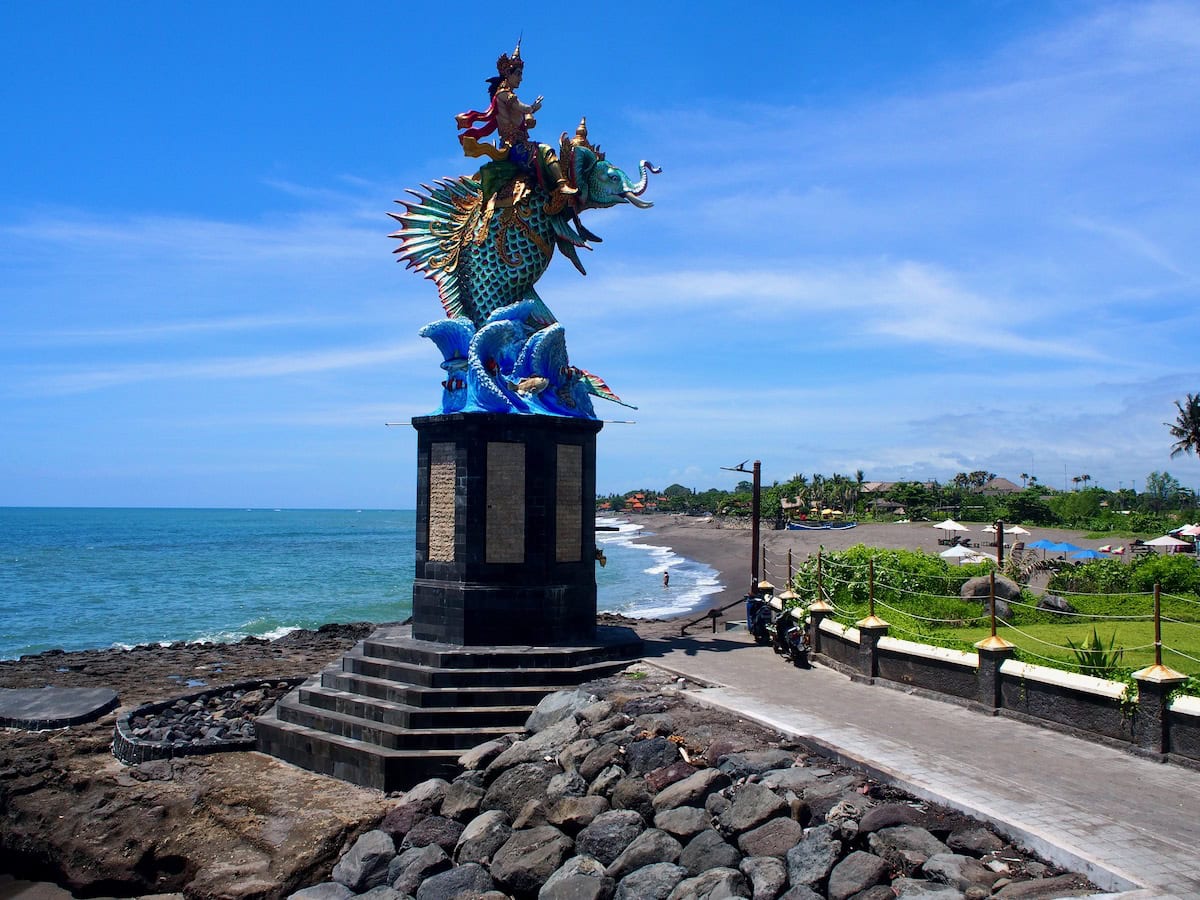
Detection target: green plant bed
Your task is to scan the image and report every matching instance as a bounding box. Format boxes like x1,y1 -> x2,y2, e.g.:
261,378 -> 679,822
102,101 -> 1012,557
935,621 -> 1200,678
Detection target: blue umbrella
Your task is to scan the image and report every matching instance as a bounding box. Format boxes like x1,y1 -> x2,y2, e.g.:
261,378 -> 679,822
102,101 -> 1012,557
1027,539 -> 1058,550
1047,541 -> 1082,553
1069,549 -> 1106,559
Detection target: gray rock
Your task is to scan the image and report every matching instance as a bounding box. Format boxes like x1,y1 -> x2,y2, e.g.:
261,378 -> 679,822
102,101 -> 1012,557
679,829 -> 742,877
717,750 -> 797,780
439,779 -> 485,822
1037,594 -> 1076,614
653,806 -> 711,842
358,889 -> 408,900
539,855 -> 613,900
560,738 -> 601,773
717,783 -> 787,836
614,862 -> 687,900
414,862 -> 494,900
776,887 -> 822,900
527,689 -> 597,733
858,802 -> 924,834
388,844 -> 450,896
961,574 -> 1020,619
757,768 -> 823,792
625,737 -> 680,775
584,714 -> 633,740
827,850 -> 889,900
399,815 -> 464,854
653,768 -> 731,812
736,816 -> 804,858
868,824 -> 950,876
482,760 -> 561,820
575,809 -> 646,865
548,770 -> 589,802
453,809 -> 511,865
588,764 -> 626,799
405,778 -> 451,808
578,700 -> 614,723
491,825 -> 575,896
785,824 -> 841,888
513,798 -> 551,830
994,874 -> 1093,898
946,826 -> 1005,857
332,829 -> 396,893
798,774 -> 863,802
923,853 -> 1000,892
892,877 -> 964,898
288,884 -> 354,900
490,717 -> 583,771
645,761 -> 699,792
739,856 -> 786,900
458,737 -> 510,771
579,743 -> 625,782
605,828 -> 683,880
611,777 -> 655,822
852,888 -> 900,900
381,800 -> 436,840
548,795 -> 611,834
666,866 -> 750,900
705,792 -> 731,819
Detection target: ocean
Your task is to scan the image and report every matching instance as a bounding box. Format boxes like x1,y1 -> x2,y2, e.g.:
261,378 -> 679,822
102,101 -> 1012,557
0,508 -> 721,660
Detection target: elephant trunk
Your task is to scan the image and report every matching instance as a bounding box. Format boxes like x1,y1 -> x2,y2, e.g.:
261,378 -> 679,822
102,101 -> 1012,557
628,159 -> 661,196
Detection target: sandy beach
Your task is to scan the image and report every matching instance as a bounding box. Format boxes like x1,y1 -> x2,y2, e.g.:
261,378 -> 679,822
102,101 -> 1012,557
626,514 -> 1121,630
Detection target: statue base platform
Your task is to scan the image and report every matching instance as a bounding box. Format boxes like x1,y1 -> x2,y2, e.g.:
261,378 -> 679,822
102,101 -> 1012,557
411,412 -> 603,645
256,623 -> 642,791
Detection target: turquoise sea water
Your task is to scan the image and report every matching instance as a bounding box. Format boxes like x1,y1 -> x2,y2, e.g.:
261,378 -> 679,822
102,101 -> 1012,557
0,509 -> 720,659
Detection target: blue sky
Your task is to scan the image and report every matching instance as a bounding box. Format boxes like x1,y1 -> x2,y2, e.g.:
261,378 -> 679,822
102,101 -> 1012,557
2,1 -> 1198,508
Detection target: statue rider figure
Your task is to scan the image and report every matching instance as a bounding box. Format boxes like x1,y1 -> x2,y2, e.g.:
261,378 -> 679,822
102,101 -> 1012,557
456,42 -> 577,209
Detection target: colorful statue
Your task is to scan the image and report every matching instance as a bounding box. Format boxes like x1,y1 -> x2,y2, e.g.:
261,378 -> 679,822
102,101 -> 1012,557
390,43 -> 658,418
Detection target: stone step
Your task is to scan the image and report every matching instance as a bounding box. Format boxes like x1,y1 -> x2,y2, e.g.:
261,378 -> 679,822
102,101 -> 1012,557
320,667 -> 569,710
272,692 -> 512,751
255,707 -> 461,791
341,647 -> 630,689
297,682 -> 530,730
360,631 -> 640,670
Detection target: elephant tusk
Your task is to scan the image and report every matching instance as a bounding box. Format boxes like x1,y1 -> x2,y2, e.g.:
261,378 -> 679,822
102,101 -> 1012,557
621,192 -> 654,209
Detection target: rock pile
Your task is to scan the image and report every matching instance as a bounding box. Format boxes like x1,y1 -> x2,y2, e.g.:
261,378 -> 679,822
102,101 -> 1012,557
113,678 -> 299,764
290,679 -> 1092,900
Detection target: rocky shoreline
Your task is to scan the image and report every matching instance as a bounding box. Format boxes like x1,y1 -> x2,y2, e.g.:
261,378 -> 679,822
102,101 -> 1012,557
1,624 -> 1095,899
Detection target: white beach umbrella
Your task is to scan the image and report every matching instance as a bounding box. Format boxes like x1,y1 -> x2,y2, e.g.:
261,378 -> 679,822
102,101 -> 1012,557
940,545 -> 982,559
933,518 -> 969,532
1004,525 -> 1031,535
1179,524 -> 1200,537
1145,535 -> 1190,548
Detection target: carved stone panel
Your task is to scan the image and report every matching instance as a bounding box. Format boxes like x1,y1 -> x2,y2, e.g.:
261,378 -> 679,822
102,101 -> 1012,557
556,444 -> 582,562
428,442 -> 457,562
486,441 -> 525,563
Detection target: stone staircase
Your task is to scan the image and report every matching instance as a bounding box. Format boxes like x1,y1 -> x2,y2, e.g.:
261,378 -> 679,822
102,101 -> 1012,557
256,623 -> 641,791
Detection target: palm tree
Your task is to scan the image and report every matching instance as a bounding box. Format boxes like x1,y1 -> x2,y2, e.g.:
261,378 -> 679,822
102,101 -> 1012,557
1168,393 -> 1200,459
1081,474 -> 1092,489
1019,473 -> 1029,488
1072,476 -> 1082,491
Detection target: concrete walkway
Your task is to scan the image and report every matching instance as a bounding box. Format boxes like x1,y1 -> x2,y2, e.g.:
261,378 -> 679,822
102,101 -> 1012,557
639,631 -> 1200,900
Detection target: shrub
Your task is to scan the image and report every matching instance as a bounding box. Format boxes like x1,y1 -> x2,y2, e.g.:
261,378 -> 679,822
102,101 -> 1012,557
1066,627 -> 1125,679
1129,555 -> 1200,594
1047,559 -> 1133,594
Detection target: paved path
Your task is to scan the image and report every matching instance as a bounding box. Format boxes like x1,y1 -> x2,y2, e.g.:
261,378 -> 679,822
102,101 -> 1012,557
639,631 -> 1200,900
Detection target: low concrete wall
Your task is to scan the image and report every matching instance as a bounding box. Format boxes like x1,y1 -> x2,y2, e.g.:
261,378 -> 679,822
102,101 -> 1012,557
818,619 -> 859,670
876,637 -> 979,702
998,660 -> 1132,743
1168,694 -> 1200,760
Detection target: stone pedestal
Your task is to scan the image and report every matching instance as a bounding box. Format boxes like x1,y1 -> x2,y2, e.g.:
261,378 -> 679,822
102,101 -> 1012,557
412,412 -> 603,646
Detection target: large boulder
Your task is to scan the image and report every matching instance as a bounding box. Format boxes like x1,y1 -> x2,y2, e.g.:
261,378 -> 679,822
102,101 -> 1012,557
922,852 -> 1000,892
716,783 -> 788,836
666,867 -> 750,900
1037,594 -> 1076,614
960,574 -> 1021,619
625,737 -> 680,775
716,750 -> 797,780
539,855 -> 614,900
490,825 -> 575,896
453,809 -> 511,865
739,856 -> 786,900
399,815 -> 463,854
736,816 -> 805,858
652,768 -> 731,812
482,761 -> 561,820
575,809 -> 646,866
785,824 -> 841,889
604,828 -> 683,880
414,863 -> 494,900
527,689 -> 597,733
330,830 -> 396,893
387,844 -> 450,896
679,829 -> 742,877
858,803 -> 924,835
548,795 -> 611,834
613,862 -> 687,900
653,807 -> 711,842
827,850 -> 890,900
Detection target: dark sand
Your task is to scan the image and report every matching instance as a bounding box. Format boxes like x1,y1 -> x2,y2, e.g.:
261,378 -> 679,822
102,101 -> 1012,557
625,514 -> 1118,631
